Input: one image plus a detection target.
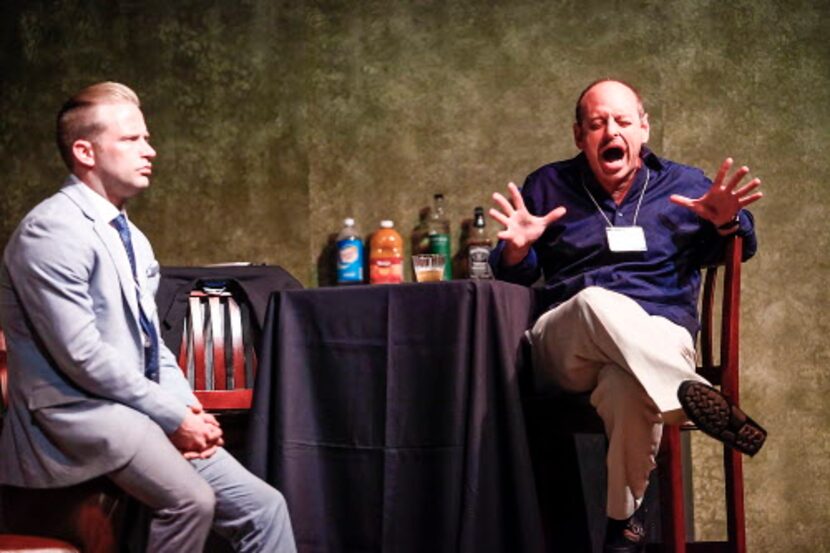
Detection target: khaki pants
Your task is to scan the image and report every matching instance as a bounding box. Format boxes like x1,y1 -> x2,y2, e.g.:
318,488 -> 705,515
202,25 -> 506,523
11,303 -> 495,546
529,286 -> 708,519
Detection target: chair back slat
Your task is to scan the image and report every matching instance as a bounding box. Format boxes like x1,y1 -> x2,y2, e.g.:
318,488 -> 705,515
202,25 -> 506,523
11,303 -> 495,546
208,295 -> 226,391
182,295 -> 207,390
720,235 -> 743,404
227,297 -> 246,388
0,329 -> 8,410
697,235 -> 743,388
699,266 -> 718,380
178,288 -> 256,410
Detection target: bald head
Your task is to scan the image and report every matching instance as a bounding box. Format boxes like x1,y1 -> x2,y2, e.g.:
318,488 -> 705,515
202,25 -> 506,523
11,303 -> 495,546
575,79 -> 644,125
572,79 -> 650,193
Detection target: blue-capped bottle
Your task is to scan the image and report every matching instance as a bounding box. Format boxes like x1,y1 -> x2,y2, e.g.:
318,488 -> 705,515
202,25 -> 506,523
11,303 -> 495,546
336,217 -> 364,285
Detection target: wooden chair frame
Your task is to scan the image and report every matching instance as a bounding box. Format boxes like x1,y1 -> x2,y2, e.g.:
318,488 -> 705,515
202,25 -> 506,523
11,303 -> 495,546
178,288 -> 256,411
654,234 -> 746,553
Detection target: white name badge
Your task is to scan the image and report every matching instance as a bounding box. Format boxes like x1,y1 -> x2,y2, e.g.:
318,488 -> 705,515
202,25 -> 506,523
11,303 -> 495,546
606,226 -> 647,252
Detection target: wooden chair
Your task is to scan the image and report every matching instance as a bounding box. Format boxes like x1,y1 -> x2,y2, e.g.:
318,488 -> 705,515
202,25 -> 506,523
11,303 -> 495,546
523,234 -> 749,552
0,330 -> 125,553
177,282 -> 258,462
0,535 -> 79,553
177,284 -> 256,411
655,234 -> 747,553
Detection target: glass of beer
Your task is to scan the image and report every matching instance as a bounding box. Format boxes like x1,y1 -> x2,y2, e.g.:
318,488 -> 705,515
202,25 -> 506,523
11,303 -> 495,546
412,254 -> 446,283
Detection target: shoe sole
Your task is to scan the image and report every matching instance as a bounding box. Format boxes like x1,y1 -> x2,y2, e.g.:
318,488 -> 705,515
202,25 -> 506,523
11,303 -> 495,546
677,381 -> 767,456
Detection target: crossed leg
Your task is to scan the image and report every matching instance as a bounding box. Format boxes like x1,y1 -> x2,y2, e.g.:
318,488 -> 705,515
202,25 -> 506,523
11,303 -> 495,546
528,286 -> 707,519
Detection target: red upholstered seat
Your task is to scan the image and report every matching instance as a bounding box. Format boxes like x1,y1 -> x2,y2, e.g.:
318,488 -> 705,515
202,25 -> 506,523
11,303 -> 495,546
0,330 -> 126,553
0,534 -> 79,552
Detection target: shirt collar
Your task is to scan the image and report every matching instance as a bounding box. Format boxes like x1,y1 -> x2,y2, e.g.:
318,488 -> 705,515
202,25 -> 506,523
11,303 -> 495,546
70,174 -> 126,224
640,146 -> 664,170
574,147 -> 664,206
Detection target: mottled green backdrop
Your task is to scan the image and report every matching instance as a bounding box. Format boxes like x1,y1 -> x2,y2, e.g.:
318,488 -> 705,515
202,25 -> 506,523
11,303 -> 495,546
1,0 -> 827,550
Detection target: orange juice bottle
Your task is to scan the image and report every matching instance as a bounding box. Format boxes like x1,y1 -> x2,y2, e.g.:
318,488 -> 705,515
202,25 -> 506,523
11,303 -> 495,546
369,220 -> 404,284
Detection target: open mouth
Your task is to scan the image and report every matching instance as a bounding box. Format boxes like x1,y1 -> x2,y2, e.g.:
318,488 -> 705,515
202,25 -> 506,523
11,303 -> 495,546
602,146 -> 625,162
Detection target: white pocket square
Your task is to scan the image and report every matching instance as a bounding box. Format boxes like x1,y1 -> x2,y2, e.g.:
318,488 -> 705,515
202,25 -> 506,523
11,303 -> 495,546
146,261 -> 160,278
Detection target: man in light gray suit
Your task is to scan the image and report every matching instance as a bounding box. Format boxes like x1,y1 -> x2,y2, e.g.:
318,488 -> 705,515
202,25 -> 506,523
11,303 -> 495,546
0,82 -> 296,552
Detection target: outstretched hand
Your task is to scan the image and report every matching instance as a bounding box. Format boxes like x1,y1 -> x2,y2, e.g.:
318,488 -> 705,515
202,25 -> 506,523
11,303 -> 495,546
489,182 -> 566,266
670,158 -> 763,227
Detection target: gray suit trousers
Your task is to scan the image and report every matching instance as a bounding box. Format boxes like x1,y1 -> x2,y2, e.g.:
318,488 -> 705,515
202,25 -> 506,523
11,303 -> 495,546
109,424 -> 295,553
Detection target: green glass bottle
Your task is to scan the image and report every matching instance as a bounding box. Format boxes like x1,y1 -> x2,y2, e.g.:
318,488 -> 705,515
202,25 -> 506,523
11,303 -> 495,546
427,193 -> 452,280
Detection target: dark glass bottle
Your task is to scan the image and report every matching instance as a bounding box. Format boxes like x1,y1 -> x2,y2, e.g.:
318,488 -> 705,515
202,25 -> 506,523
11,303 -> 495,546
467,207 -> 493,280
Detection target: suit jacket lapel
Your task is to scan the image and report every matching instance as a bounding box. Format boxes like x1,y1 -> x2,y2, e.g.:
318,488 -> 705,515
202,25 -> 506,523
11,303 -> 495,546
59,181 -> 140,322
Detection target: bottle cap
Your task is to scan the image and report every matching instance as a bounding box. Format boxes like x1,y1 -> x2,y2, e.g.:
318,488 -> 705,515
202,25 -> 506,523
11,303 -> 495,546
380,220 -> 394,228
434,193 -> 444,200
343,217 -> 355,226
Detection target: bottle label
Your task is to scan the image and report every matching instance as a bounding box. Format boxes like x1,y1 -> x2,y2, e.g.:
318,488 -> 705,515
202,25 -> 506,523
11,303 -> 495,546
370,256 -> 404,284
428,234 -> 452,279
468,245 -> 493,279
337,238 -> 364,283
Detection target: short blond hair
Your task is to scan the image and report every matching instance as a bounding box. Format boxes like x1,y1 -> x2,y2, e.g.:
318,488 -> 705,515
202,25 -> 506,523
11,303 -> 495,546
56,82 -> 140,170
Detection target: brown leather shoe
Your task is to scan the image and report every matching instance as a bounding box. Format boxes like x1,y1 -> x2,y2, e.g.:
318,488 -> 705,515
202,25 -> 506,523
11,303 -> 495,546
678,381 -> 767,456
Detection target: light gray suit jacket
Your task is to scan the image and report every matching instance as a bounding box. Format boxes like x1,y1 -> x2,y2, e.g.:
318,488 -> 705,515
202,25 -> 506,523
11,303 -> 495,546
0,177 -> 197,487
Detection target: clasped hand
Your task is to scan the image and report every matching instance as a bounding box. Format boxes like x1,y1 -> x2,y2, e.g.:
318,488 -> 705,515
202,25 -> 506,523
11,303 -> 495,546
169,402 -> 224,460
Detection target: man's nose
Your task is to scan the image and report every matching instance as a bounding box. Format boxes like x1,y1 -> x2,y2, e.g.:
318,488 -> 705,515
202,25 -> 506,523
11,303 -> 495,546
605,118 -> 620,136
143,141 -> 157,159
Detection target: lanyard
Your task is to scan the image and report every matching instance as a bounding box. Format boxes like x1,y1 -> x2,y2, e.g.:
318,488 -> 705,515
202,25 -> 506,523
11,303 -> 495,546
580,168 -> 650,227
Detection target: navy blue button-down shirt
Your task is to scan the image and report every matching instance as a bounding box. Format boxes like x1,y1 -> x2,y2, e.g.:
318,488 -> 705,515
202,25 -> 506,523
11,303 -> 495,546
490,149 -> 757,337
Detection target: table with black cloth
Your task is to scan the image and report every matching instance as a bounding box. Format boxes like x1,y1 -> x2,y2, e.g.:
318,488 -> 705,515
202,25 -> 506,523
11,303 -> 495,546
247,279 -> 547,553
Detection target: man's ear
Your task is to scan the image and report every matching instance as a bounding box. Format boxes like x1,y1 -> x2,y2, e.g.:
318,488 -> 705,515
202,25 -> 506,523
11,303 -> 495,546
641,113 -> 650,144
573,122 -> 585,151
72,140 -> 95,169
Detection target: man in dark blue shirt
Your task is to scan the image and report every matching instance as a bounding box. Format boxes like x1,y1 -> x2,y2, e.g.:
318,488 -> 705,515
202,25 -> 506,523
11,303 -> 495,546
489,79 -> 767,553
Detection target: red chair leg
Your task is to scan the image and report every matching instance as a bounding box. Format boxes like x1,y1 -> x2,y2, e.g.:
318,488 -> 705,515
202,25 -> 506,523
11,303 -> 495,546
724,448 -> 746,553
659,426 -> 686,553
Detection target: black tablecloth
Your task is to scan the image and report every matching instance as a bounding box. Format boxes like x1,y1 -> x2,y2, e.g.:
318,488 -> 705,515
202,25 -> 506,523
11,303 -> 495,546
248,280 -> 545,553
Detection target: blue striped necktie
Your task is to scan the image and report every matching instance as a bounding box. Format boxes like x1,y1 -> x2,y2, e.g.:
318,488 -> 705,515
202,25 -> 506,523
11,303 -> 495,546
111,214 -> 160,382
